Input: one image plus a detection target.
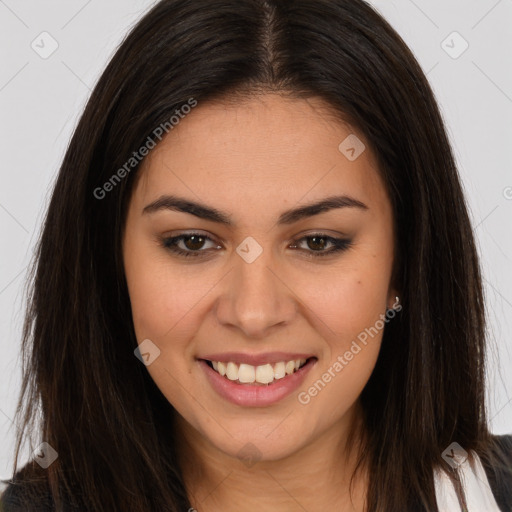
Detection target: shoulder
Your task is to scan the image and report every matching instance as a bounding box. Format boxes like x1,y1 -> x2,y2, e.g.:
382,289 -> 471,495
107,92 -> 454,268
480,433 -> 512,511
0,461 -> 54,511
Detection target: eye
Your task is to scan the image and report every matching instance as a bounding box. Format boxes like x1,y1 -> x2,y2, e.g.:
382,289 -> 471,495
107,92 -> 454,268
159,232 -> 352,259
289,234 -> 352,258
160,232 -> 221,258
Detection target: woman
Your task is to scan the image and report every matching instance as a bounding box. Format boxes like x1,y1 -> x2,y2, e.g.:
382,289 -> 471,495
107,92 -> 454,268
1,0 -> 511,510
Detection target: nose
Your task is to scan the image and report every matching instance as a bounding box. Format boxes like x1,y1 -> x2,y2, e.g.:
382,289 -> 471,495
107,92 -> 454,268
214,248 -> 297,339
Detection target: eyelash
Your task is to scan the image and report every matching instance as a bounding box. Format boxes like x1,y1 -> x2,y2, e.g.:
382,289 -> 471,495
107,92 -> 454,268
159,232 -> 352,259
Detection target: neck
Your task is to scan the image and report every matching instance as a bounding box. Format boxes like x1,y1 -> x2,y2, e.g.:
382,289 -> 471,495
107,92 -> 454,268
175,402 -> 368,512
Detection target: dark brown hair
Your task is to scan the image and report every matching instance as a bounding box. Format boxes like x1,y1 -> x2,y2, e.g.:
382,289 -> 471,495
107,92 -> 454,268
2,0 -> 509,510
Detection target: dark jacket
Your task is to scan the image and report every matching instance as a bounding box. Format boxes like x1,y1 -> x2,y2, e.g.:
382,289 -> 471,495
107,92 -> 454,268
2,434 -> 512,511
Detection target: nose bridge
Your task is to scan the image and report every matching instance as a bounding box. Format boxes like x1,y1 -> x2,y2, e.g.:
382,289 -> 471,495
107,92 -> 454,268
215,242 -> 295,338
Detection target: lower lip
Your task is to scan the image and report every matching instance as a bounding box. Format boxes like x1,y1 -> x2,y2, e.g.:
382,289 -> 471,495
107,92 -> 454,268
199,358 -> 316,407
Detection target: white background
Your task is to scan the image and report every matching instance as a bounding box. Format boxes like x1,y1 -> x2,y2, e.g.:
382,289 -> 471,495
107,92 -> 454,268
1,0 -> 511,479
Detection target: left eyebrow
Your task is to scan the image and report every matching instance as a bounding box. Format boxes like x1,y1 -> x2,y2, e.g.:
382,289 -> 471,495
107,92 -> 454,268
142,194 -> 369,226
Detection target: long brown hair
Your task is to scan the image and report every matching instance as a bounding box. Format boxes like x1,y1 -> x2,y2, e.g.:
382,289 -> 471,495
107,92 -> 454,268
2,0 -> 508,510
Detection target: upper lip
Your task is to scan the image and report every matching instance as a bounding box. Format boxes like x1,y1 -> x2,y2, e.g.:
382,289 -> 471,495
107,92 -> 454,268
199,352 -> 316,366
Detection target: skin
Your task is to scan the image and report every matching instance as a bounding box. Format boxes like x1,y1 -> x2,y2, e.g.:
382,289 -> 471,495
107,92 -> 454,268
122,93 -> 398,511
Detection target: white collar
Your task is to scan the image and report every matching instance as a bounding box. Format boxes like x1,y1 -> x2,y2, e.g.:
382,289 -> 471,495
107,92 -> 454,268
434,451 -> 501,511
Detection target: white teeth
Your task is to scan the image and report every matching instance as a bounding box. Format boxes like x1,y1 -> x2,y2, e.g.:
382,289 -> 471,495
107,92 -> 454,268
256,364 -> 274,384
217,361 -> 226,376
274,361 -> 286,379
238,363 -> 255,383
209,358 -> 308,384
226,362 -> 238,381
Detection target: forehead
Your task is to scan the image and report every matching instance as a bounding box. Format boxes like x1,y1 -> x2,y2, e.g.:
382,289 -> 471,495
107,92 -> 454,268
133,94 -> 389,220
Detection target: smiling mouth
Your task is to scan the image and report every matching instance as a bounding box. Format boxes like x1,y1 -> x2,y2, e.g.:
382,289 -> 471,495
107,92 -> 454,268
204,358 -> 313,385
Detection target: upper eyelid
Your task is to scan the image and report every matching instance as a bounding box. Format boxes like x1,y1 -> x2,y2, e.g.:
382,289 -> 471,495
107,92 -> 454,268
165,231 -> 341,240
168,232 -> 221,247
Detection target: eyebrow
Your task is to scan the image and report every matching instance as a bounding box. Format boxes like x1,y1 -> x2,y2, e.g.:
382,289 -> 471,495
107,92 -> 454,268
142,194 -> 368,226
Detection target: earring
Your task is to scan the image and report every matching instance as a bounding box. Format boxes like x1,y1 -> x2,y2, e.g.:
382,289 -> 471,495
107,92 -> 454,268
386,296 -> 401,316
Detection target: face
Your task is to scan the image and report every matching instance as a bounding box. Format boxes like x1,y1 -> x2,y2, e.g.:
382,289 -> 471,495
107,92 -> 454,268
122,93 -> 397,464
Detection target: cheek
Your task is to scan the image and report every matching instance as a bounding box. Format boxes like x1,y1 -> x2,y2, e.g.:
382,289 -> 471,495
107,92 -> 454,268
292,257 -> 391,347
295,277 -> 388,417
124,239 -> 204,342
293,254 -> 391,406
123,243 -> 204,408
296,341 -> 381,428
308,281 -> 385,394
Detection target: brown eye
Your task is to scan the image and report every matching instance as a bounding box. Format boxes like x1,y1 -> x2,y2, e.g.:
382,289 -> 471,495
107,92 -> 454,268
290,234 -> 352,258
161,233 -> 222,258
182,234 -> 207,251
306,236 -> 329,251
161,232 -> 352,260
